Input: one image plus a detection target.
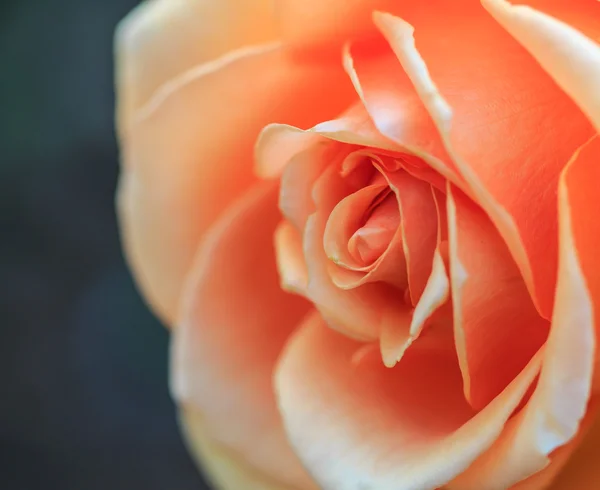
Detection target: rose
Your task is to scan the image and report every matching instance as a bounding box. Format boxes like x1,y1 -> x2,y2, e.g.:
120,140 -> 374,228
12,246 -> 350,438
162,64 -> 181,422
115,0 -> 600,489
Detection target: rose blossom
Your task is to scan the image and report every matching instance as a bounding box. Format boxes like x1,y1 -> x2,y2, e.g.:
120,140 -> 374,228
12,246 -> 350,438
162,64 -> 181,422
115,0 -> 600,489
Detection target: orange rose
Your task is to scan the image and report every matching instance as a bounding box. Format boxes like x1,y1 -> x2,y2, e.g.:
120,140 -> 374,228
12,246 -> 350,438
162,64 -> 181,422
115,1 -> 600,489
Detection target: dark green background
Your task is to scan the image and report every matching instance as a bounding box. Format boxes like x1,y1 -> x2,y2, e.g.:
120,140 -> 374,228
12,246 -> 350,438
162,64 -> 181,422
1,1 -> 210,488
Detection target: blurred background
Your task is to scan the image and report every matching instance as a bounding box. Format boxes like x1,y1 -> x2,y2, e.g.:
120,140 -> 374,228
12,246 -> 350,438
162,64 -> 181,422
1,0 -> 210,488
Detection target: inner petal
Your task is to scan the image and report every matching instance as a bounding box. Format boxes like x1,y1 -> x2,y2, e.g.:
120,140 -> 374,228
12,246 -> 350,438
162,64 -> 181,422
348,192 -> 399,265
323,183 -> 391,271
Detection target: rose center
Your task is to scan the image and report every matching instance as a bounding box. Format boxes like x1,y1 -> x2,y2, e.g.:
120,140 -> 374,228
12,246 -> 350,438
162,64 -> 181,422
348,191 -> 399,265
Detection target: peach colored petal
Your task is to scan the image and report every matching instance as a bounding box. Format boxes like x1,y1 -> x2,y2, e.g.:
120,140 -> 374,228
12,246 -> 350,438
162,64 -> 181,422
255,102 -> 398,179
448,139 -> 596,489
275,312 -> 542,490
179,406 -> 304,490
171,181 -> 313,489
343,41 -> 462,188
374,11 -> 595,320
314,155 -> 406,291
521,0 -> 600,42
274,220 -> 308,295
482,0 -> 600,132
275,0 -> 400,54
305,150 -> 406,292
348,194 -> 398,265
324,183 -> 394,270
542,403 -> 600,490
117,44 -> 355,324
279,142 -> 348,232
446,185 -> 548,411
385,170 -> 438,303
302,212 -> 403,341
115,0 -> 277,130
408,250 -> 450,338
378,308 -> 415,369
560,135 -> 600,371
379,183 -> 450,368
508,402 -> 598,490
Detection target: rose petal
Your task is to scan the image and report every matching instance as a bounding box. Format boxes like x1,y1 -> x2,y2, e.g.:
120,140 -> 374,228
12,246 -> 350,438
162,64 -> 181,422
379,177 -> 449,368
115,0 -> 277,129
348,194 -> 399,265
446,185 -> 549,411
522,0 -> 600,41
179,406 -> 302,490
385,170 -> 438,303
541,403 -> 600,490
275,311 -> 542,490
255,102 -> 398,179
117,44 -> 355,323
275,0 -> 400,54
279,142 -> 349,232
324,183 -> 394,270
374,11 -> 595,320
303,212 -> 403,341
507,402 -> 598,490
274,220 -> 308,295
448,138 -> 596,489
343,40 -> 462,187
171,181 -> 313,488
314,155 -> 407,290
482,0 -> 600,132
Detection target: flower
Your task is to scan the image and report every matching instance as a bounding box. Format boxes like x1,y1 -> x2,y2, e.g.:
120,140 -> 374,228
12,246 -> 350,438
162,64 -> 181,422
115,1 -> 600,489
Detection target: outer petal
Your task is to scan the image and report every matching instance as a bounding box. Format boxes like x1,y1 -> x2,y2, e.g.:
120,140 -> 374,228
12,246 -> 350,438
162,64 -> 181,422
275,312 -> 542,490
482,0 -> 600,132
449,138 -> 597,489
171,181 -> 314,489
275,0 -> 399,54
116,0 -> 277,129
373,11 -> 595,319
117,45 -> 355,324
180,407 -> 300,490
545,405 -> 600,490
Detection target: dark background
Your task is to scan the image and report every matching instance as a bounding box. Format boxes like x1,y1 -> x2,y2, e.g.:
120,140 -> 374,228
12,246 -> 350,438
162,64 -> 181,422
1,1 -> 210,488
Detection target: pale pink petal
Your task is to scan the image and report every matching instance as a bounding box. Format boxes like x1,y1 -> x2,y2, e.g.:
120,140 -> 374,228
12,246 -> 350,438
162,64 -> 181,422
171,181 -> 313,488
374,11 -> 594,320
275,312 -> 542,490
117,45 -> 355,323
